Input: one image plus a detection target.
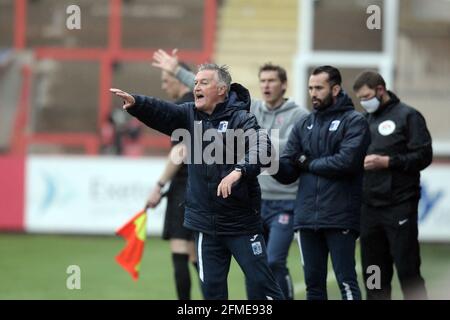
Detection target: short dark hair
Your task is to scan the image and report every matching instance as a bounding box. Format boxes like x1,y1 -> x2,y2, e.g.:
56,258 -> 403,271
353,71 -> 386,91
259,63 -> 287,83
311,65 -> 342,87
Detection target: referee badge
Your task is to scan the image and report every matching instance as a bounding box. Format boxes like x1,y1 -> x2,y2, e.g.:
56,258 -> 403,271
378,120 -> 396,136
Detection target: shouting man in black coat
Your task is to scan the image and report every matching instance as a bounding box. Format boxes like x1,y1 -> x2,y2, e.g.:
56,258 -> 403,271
110,63 -> 284,300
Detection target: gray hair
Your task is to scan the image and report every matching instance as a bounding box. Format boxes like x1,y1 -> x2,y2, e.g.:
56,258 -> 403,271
198,63 -> 232,93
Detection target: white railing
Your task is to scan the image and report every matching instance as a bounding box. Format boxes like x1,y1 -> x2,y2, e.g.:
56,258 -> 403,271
294,0 -> 399,108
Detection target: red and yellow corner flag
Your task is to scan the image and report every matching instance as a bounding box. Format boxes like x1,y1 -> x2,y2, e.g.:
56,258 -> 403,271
115,209 -> 147,280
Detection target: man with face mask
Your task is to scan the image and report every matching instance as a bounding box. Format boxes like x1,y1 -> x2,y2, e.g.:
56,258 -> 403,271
353,71 -> 432,300
273,66 -> 371,300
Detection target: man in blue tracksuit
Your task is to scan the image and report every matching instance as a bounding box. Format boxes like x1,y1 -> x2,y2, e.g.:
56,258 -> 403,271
273,66 -> 371,300
110,63 -> 284,300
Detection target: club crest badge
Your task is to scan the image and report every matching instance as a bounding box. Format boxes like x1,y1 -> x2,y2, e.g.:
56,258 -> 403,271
217,121 -> 228,133
329,120 -> 340,131
251,242 -> 262,255
278,214 -> 290,225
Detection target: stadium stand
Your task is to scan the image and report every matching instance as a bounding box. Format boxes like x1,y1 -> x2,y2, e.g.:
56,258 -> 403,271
0,0 -> 215,155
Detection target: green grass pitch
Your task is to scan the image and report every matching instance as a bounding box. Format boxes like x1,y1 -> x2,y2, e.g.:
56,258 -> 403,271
0,233 -> 449,299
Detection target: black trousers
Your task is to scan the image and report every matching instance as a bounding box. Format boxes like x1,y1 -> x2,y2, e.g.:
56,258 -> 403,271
360,199 -> 427,300
298,228 -> 361,300
194,232 -> 284,300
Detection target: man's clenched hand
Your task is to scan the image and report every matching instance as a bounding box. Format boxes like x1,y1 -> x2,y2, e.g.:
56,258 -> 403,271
364,154 -> 390,170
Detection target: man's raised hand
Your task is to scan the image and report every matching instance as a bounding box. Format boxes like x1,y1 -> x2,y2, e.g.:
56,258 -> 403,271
152,48 -> 179,74
109,88 -> 135,110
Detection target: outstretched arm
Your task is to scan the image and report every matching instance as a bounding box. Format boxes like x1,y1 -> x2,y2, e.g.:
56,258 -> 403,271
110,88 -> 189,136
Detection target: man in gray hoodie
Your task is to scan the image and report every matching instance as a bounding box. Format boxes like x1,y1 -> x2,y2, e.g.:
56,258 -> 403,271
152,50 -> 308,299
250,63 -> 308,299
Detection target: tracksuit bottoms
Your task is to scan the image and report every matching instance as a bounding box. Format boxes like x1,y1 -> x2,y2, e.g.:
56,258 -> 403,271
194,231 -> 285,300
297,228 -> 362,300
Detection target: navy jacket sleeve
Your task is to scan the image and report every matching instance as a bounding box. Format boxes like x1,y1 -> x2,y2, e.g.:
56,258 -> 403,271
236,112 -> 273,179
389,110 -> 433,172
308,113 -> 371,178
126,95 -> 190,136
272,123 -> 302,184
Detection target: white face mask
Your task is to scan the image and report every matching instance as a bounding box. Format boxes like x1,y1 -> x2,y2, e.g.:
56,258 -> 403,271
360,96 -> 380,113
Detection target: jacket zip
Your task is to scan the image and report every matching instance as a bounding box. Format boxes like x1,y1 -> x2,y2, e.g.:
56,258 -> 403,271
314,116 -> 321,230
205,117 -> 217,236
